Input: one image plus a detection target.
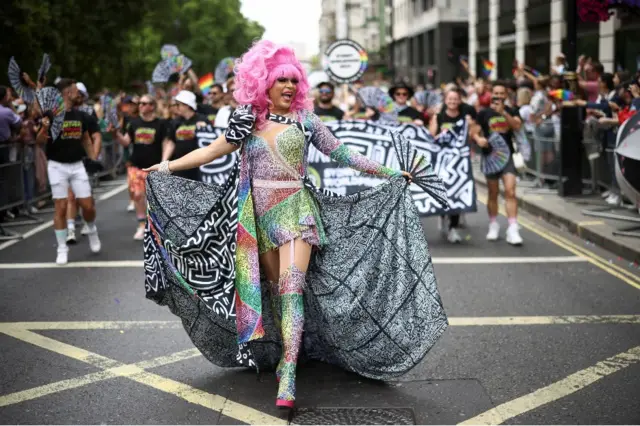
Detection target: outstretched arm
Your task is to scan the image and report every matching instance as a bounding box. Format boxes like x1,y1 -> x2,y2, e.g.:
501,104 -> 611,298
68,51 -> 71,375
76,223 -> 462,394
143,134 -> 239,172
308,113 -> 402,178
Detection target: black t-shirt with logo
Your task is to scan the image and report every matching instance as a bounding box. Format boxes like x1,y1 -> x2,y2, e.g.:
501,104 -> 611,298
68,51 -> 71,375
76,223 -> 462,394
127,117 -> 168,169
436,110 -> 466,135
47,109 -> 90,163
314,105 -> 344,122
477,106 -> 520,153
197,104 -> 219,124
169,113 -> 208,181
397,106 -> 423,123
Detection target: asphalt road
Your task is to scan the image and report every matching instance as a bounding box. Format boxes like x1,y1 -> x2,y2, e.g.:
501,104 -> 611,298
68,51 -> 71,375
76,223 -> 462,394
1,180 -> 639,425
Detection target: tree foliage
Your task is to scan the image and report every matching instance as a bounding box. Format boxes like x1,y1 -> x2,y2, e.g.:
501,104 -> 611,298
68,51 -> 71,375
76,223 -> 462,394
1,0 -> 264,93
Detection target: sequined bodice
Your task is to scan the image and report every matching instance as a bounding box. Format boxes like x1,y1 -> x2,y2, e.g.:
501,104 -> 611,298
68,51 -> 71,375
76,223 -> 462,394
246,124 -> 306,180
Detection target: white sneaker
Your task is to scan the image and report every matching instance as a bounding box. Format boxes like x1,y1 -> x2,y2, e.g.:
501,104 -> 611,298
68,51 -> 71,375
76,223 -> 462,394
127,201 -> 135,212
133,227 -> 145,240
486,221 -> 500,241
506,224 -> 524,246
66,229 -> 77,245
56,246 -> 69,265
87,228 -> 101,253
605,193 -> 620,206
447,227 -> 462,243
81,223 -> 90,236
601,190 -> 611,199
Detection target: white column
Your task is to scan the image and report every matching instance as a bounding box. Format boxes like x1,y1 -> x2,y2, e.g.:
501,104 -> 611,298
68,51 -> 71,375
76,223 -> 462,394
468,0 -> 478,74
336,0 -> 348,39
489,0 -> 499,79
550,0 -> 564,68
599,12 -> 617,73
515,0 -> 527,64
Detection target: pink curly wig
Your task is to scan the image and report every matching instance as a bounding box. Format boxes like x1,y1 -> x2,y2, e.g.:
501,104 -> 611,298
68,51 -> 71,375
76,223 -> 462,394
233,40 -> 313,129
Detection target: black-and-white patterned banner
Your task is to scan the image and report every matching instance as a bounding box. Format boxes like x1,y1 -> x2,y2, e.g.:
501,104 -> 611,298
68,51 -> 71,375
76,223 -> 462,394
197,120 -> 477,216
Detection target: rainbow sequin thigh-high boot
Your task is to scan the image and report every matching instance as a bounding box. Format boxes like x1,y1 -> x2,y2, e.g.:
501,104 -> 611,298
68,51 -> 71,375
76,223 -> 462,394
275,264 -> 305,409
267,279 -> 285,382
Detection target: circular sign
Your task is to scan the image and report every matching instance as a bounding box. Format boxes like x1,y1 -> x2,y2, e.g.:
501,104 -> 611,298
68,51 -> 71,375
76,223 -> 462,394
322,39 -> 368,84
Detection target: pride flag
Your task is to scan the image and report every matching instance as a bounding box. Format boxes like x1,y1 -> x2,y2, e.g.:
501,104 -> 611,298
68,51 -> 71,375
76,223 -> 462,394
199,73 -> 214,95
549,89 -> 574,101
482,59 -> 494,76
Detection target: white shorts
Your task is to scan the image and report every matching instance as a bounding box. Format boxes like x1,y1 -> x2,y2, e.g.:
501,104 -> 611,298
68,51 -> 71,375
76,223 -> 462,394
47,160 -> 92,200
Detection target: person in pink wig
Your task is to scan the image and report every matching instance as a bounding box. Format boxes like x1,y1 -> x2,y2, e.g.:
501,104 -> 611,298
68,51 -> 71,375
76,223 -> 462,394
143,40 -> 448,409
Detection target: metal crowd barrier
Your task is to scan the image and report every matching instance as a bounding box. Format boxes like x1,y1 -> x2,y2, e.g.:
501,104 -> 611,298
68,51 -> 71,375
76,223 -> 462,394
0,141 -> 46,241
86,138 -> 125,196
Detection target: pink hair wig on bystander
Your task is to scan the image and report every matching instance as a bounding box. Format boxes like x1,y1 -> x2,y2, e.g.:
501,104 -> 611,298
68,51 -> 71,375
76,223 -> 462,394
233,40 -> 313,129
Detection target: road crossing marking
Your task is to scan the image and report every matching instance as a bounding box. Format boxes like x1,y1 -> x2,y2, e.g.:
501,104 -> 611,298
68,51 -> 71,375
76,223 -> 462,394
0,256 -> 589,269
459,345 -> 640,425
475,188 -> 640,291
0,183 -> 128,252
0,327 -> 286,425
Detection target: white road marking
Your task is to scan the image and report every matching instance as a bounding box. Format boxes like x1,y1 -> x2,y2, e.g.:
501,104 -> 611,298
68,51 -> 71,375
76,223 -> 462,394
459,345 -> 640,425
3,315 -> 639,331
0,256 -> 587,269
0,183 -> 128,252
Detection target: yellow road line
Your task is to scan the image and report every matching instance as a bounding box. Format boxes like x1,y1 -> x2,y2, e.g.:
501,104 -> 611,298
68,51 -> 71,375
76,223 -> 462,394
475,189 -> 640,290
0,349 -> 200,408
3,315 -> 640,331
459,345 -> 640,425
0,328 -> 285,425
0,321 -> 183,330
449,315 -> 640,326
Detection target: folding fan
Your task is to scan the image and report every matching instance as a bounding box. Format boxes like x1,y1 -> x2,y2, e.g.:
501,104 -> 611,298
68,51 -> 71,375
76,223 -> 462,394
152,60 -> 173,83
36,87 -> 65,140
38,53 -> 51,84
8,57 -> 35,104
413,90 -> 428,107
100,95 -> 120,130
357,86 -> 395,113
389,130 -> 448,208
161,44 -> 180,60
215,57 -> 236,83
480,132 -> 511,175
169,54 -> 192,75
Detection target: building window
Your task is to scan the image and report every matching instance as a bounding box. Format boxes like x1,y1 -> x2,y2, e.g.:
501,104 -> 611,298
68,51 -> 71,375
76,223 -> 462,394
525,42 -> 550,73
427,30 -> 435,65
497,46 -> 516,79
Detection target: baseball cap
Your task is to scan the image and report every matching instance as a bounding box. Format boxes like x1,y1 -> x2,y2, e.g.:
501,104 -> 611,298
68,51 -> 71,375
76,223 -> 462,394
174,90 -> 197,110
76,82 -> 88,98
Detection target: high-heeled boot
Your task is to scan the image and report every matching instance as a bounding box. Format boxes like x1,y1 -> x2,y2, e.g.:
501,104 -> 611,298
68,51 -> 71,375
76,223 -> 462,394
267,279 -> 285,382
275,264 -> 305,408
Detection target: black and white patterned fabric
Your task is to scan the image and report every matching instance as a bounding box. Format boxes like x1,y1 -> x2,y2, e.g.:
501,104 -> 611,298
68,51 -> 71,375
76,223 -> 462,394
144,115 -> 448,380
224,105 -> 255,145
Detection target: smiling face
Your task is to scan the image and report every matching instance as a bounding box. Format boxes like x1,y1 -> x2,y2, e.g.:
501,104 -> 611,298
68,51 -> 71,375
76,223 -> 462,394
268,76 -> 299,114
445,90 -> 461,111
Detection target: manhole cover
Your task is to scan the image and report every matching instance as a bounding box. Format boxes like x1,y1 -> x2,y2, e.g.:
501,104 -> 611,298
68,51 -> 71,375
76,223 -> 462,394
290,407 -> 415,425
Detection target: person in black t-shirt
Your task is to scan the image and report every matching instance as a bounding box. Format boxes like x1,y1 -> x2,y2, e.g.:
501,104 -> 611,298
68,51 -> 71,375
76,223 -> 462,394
389,82 -> 424,125
314,82 -> 345,122
428,88 -> 471,244
165,90 -> 207,181
472,82 -> 524,245
35,78 -> 101,265
115,94 -> 170,240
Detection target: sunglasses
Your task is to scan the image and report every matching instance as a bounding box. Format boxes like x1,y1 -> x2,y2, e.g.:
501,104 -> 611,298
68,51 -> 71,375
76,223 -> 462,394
395,91 -> 409,97
139,101 -> 153,106
319,88 -> 333,94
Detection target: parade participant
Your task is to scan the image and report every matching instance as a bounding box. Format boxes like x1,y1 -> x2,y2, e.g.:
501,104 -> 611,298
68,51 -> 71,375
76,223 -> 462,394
35,79 -> 101,264
121,96 -> 139,212
389,82 -> 423,125
162,90 -> 207,181
214,77 -> 237,127
66,82 -> 102,243
429,87 -> 470,243
313,82 -> 344,121
473,82 -> 524,245
143,40 -> 448,410
114,94 -> 170,239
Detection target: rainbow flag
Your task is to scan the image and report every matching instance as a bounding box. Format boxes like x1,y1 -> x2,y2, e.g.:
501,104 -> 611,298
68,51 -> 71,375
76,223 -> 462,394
549,89 -> 574,101
199,73 -> 214,95
482,59 -> 494,76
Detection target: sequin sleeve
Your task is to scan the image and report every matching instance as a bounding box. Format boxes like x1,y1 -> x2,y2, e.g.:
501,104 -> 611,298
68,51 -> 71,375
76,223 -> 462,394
224,105 -> 255,146
309,113 -> 400,178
